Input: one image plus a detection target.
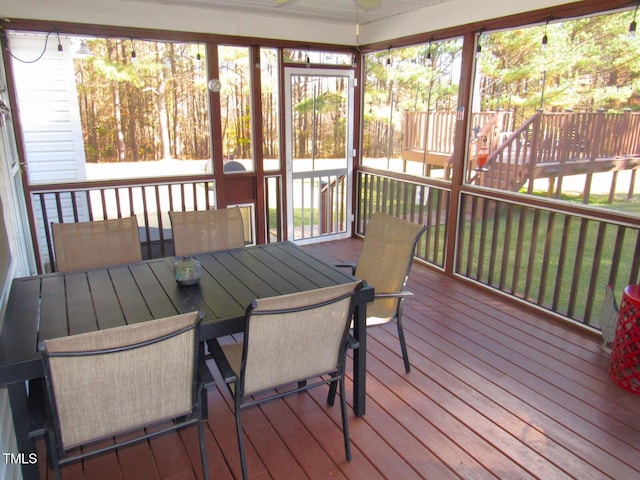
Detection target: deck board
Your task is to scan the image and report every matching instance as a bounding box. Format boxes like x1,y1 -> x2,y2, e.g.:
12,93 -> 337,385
37,238 -> 640,480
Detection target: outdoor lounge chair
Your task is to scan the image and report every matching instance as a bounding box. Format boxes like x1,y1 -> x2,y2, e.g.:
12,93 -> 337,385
42,311 -> 213,480
170,206 -> 245,256
337,212 -> 426,373
207,281 -> 362,480
52,216 -> 142,272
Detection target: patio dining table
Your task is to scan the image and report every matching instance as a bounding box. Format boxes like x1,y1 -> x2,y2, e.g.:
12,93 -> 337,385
0,241 -> 374,480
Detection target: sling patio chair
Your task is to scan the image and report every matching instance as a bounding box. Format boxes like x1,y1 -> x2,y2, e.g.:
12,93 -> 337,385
51,216 -> 142,272
42,311 -> 213,480
169,206 -> 245,257
336,212 -> 426,373
207,281 -> 362,480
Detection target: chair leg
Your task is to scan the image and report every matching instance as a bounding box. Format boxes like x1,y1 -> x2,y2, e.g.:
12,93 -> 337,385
396,303 -> 411,373
197,416 -> 210,480
236,405 -> 249,480
327,380 -> 338,406
338,375 -> 352,461
53,462 -> 62,480
197,384 -> 210,480
47,436 -> 62,480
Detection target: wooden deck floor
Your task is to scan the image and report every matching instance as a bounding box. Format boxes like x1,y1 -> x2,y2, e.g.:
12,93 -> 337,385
37,238 -> 640,480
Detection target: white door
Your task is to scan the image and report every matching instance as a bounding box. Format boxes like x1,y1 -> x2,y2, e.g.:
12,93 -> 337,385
284,67 -> 354,243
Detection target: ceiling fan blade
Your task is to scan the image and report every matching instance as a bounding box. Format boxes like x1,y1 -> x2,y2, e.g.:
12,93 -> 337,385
356,0 -> 383,11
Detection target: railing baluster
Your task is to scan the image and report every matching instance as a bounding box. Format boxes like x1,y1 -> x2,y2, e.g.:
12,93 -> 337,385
523,209 -> 540,301
511,205 -> 527,296
425,185 -> 435,263
416,184 -> 425,256
537,211 -> 556,305
567,218 -> 589,318
154,184 -> 166,258
98,189 -> 107,219
54,193 -> 63,223
487,201 -> 502,286
584,222 -> 607,323
462,195 -> 476,277
499,203 -> 514,291
551,215 -> 571,311
477,198 -> 490,282
434,189 -> 445,265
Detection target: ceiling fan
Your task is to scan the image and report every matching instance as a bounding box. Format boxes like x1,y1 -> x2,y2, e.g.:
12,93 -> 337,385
275,0 -> 383,12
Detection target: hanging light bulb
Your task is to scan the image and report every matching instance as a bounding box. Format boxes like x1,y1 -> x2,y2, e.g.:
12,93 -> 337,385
386,46 -> 392,67
74,40 -> 94,59
196,42 -> 201,62
426,40 -> 433,67
130,38 -> 136,62
630,2 -> 639,38
56,32 -> 63,54
541,19 -> 549,49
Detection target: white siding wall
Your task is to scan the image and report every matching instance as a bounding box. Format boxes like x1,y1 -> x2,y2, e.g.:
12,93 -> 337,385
9,33 -> 87,184
9,33 -> 89,270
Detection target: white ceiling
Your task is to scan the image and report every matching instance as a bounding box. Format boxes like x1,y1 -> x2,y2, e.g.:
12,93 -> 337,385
2,0 -> 582,46
121,0 -> 449,26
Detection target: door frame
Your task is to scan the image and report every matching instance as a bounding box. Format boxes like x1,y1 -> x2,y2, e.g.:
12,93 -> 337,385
283,66 -> 355,244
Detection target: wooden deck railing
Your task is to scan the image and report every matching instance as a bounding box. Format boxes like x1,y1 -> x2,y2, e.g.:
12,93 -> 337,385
456,192 -> 640,326
404,110 -> 640,197
319,174 -> 346,235
290,170 -> 348,241
27,168 -> 640,328
403,110 -> 512,154
473,111 -> 640,196
357,168 -> 640,329
536,110 -> 640,163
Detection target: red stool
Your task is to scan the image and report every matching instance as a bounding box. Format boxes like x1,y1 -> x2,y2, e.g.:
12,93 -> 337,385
609,284 -> 640,394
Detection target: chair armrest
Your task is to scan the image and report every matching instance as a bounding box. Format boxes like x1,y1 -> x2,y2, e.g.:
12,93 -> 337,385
375,290 -> 414,300
346,334 -> 359,350
334,263 -> 356,275
206,339 -> 237,384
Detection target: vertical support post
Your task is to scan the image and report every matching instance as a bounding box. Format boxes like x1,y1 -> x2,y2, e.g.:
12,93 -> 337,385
443,32 -> 475,276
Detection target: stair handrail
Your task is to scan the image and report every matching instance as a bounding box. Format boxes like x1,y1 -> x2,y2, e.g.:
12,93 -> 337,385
468,111 -> 540,188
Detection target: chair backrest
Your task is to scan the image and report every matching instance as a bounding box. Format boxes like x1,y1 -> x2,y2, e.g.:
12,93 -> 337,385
170,207 -> 245,257
239,281 -> 361,397
52,217 -> 142,272
43,311 -> 200,452
355,213 -> 426,319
